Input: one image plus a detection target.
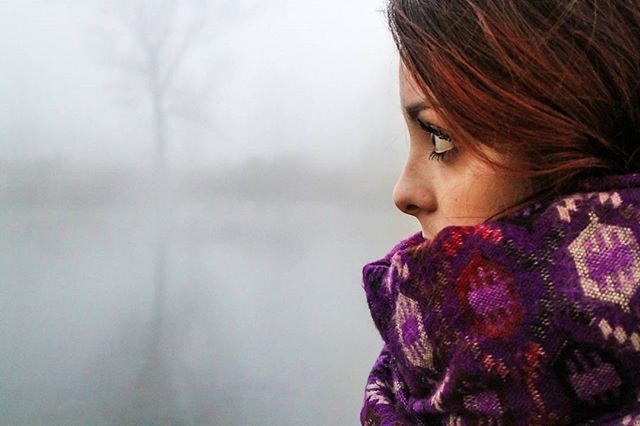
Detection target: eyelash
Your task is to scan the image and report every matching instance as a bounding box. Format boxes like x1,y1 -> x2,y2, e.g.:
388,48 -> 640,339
417,120 -> 456,161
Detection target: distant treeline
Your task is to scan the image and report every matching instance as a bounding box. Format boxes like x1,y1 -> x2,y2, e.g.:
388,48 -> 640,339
0,155 -> 399,209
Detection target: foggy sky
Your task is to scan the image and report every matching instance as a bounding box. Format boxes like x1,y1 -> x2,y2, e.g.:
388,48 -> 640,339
0,0 -> 402,171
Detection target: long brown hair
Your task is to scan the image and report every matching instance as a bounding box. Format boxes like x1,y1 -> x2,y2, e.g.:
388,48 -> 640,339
387,0 -> 640,219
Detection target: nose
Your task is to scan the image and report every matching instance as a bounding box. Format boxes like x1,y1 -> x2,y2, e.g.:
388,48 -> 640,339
393,163 -> 436,217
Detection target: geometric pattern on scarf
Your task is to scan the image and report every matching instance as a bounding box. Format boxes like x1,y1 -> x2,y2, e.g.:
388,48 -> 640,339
360,173 -> 640,425
569,211 -> 640,312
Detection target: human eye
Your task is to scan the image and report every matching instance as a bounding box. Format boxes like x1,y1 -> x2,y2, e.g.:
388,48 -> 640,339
417,120 -> 456,161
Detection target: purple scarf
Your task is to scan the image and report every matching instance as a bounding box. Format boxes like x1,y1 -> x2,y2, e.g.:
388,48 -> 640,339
360,172 -> 640,425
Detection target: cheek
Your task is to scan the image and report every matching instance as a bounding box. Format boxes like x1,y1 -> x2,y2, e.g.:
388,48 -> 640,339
440,148 -> 530,221
443,174 -> 505,220
435,179 -> 479,222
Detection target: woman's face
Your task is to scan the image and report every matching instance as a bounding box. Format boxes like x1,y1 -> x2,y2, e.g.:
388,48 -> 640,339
394,63 -> 534,240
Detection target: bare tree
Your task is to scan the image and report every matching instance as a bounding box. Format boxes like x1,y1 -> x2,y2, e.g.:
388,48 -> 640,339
89,3 -> 222,423
97,0 -> 216,173
88,1 -> 265,422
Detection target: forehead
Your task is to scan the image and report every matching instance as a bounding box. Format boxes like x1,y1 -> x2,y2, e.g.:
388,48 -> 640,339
399,62 -> 426,106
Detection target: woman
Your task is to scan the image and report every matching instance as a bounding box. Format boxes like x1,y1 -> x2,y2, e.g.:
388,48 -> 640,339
361,1 -> 640,424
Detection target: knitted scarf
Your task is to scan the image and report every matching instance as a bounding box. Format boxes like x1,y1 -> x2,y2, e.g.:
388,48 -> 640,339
360,172 -> 640,425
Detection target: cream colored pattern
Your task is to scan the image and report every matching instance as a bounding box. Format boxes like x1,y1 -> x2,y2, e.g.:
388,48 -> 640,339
598,318 -> 640,351
364,379 -> 392,406
557,194 -> 582,222
432,367 -> 452,412
570,212 -> 640,312
387,253 -> 409,294
393,292 -> 434,371
598,191 -> 623,208
556,191 -> 623,223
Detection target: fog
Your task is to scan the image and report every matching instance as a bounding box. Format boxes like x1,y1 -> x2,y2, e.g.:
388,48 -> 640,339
0,1 -> 417,424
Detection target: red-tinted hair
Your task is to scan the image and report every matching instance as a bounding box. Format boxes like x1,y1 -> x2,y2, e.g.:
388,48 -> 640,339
387,0 -> 640,218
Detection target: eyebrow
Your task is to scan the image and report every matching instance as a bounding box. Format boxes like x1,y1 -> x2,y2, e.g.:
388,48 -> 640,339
403,102 -> 432,121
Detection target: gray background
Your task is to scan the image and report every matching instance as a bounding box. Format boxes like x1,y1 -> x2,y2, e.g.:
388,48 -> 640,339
0,0 -> 417,424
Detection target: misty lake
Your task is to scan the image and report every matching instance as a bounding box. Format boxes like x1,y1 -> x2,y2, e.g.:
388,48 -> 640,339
0,171 -> 411,425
